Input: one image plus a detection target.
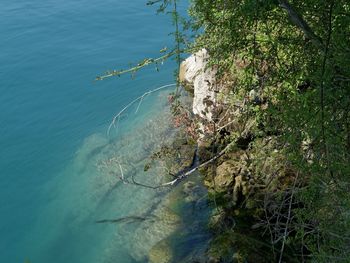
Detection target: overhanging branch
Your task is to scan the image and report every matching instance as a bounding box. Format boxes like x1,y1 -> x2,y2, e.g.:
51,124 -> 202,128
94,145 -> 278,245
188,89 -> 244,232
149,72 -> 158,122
278,0 -> 324,49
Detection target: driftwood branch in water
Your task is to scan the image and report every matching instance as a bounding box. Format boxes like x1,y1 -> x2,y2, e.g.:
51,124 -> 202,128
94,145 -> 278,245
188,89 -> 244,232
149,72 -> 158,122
118,141 -> 235,189
278,0 -> 324,49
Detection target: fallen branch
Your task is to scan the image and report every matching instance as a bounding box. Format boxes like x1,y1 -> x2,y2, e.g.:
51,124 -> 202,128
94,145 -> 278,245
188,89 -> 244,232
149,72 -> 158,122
107,83 -> 176,136
118,141 -> 235,189
278,173 -> 299,263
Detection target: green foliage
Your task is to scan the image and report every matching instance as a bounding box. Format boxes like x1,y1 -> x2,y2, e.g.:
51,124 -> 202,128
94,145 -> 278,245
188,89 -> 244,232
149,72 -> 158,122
188,0 -> 350,261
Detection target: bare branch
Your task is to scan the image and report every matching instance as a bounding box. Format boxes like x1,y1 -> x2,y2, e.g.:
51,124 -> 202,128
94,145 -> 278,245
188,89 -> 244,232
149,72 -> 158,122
96,50 -> 176,81
159,141 -> 234,187
107,83 -> 176,136
278,0 -> 324,49
278,173 -> 299,263
118,162 -> 126,184
117,141 -> 235,189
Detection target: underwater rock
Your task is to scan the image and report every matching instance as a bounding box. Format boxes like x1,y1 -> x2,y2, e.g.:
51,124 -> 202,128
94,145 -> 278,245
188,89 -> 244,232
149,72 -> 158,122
128,181 -> 185,262
182,181 -> 196,193
129,204 -> 180,261
182,181 -> 203,203
148,239 -> 173,263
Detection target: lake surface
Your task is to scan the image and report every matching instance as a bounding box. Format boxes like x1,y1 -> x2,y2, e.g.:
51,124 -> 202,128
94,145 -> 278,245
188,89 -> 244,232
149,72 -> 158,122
0,1 -> 202,262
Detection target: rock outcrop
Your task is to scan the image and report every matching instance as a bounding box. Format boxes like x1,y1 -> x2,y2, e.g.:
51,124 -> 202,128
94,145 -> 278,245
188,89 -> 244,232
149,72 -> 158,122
179,49 -> 220,127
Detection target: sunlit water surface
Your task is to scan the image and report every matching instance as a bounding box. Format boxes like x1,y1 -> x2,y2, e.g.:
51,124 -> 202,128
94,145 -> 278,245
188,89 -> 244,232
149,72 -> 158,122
0,1 -> 210,262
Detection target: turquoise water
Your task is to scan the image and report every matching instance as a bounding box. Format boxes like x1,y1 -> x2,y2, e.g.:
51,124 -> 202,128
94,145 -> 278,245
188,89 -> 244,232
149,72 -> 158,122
0,1 -> 193,262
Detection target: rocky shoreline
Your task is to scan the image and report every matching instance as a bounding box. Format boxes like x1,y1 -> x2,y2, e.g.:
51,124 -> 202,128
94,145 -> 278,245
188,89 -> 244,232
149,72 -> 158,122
177,50 -> 300,262
128,49 -> 301,262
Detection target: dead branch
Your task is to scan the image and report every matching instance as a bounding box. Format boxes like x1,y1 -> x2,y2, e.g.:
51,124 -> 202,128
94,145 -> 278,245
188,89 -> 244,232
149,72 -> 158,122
117,141 -> 235,189
278,173 -> 299,263
107,83 -> 176,136
118,162 -> 126,184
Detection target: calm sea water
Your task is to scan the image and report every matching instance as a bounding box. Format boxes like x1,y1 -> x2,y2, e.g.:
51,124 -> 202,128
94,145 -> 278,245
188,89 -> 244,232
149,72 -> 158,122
0,1 -> 190,262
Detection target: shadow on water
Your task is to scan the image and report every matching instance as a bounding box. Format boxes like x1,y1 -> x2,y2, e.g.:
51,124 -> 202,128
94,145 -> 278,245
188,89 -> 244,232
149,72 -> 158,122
28,90 -> 213,263
166,150 -> 213,262
95,215 -> 152,224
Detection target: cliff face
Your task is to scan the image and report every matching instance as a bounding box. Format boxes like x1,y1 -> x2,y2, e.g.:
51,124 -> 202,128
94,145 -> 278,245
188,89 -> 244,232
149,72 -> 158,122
179,49 -> 220,131
179,49 -> 254,141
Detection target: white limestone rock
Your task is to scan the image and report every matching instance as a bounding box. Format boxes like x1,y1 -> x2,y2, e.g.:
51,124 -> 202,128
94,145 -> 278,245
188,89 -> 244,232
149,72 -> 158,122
179,49 -> 220,125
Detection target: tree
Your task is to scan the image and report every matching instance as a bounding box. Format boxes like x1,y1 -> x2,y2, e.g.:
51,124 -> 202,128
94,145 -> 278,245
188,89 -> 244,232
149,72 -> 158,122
188,0 -> 350,261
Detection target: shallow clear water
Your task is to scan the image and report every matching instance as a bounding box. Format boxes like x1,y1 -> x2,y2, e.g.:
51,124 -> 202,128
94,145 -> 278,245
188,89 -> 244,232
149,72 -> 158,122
0,1 -> 197,262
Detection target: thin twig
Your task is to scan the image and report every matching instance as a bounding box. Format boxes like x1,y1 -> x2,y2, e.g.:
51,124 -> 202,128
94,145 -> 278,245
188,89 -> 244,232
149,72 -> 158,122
278,173 -> 299,263
107,83 -> 176,136
118,141 -> 235,189
96,51 -> 176,81
118,162 -> 126,184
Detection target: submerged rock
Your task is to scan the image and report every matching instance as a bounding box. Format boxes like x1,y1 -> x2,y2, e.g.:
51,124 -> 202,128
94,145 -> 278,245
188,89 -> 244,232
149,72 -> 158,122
129,204 -> 181,261
148,239 -> 173,263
